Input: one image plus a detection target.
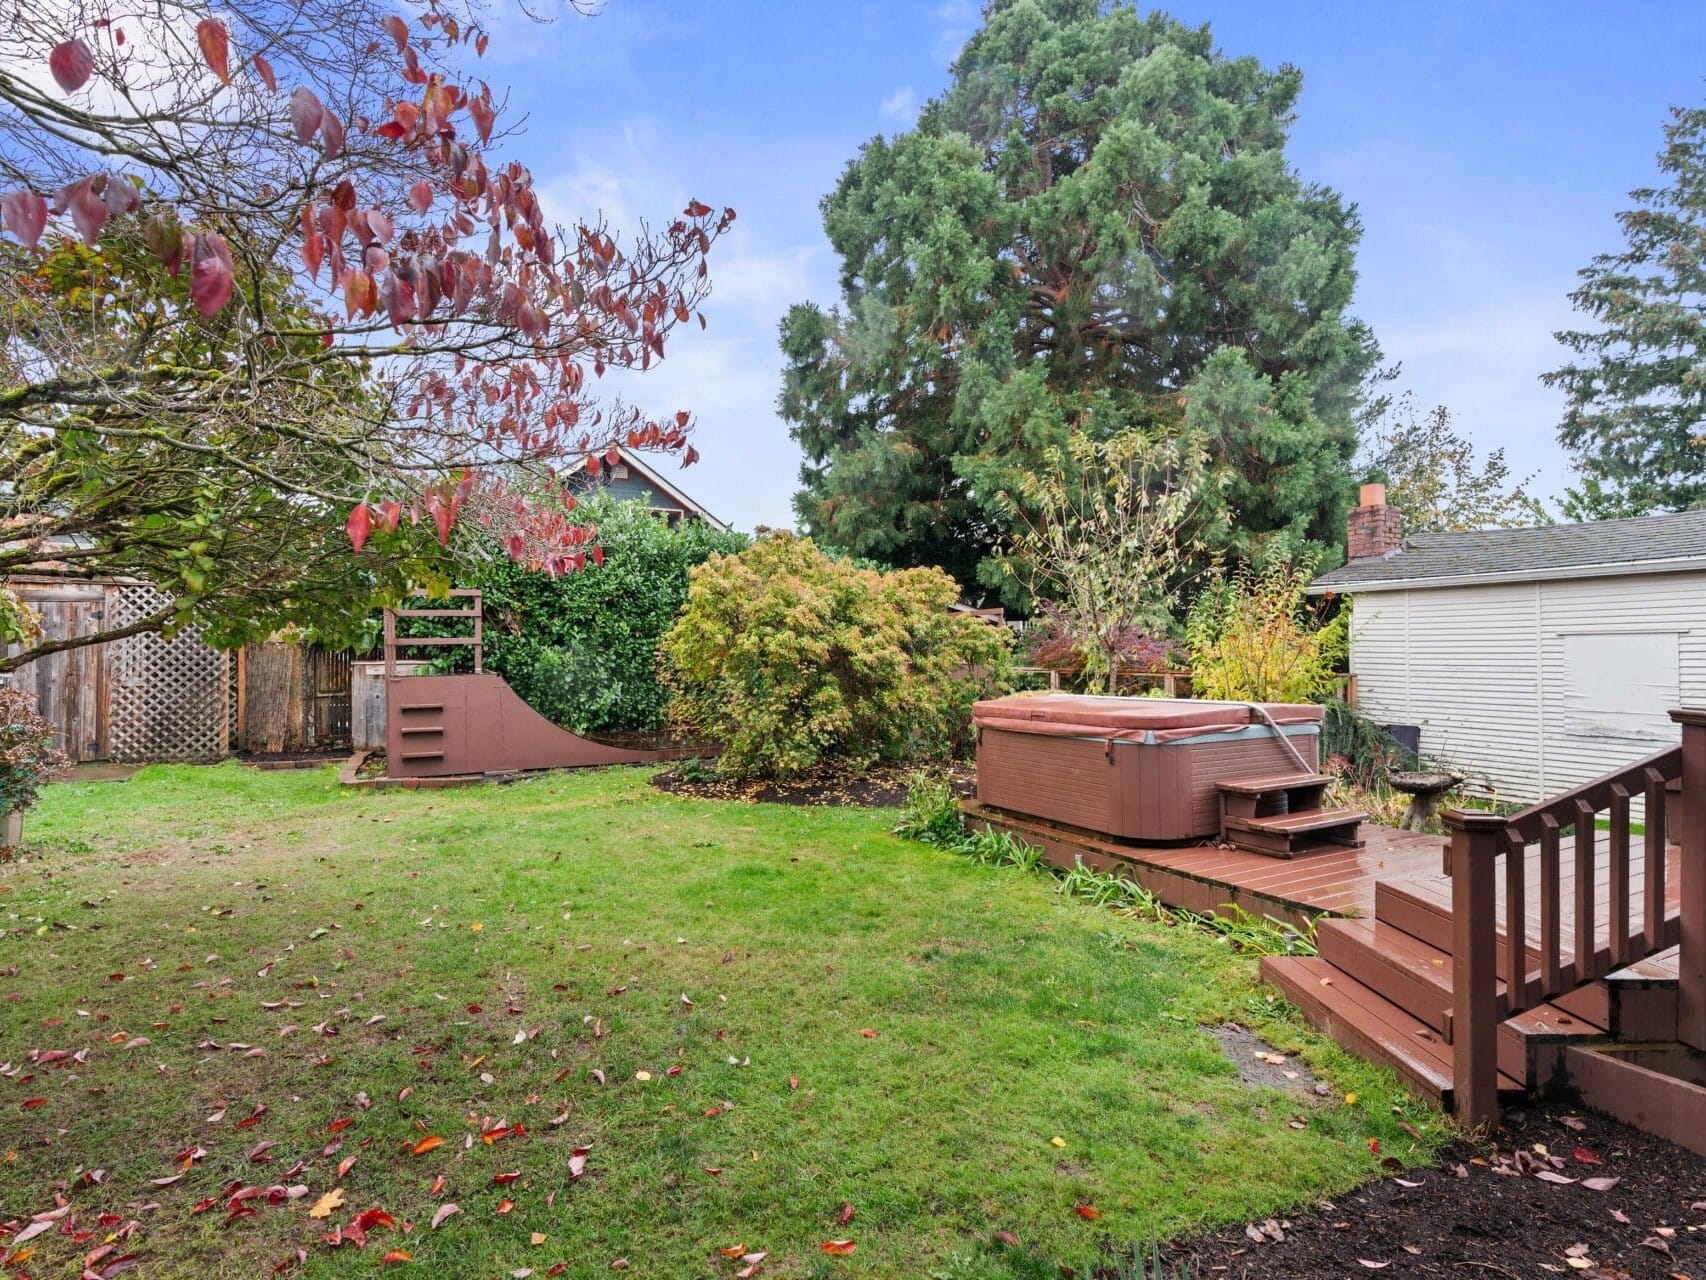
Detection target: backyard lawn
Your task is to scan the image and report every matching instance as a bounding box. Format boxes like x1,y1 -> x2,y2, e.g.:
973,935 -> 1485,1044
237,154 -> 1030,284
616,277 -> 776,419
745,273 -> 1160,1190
1,765 -> 1445,1278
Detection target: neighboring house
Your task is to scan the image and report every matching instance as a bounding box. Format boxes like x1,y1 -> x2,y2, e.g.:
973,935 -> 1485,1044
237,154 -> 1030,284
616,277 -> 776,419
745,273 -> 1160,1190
561,446 -> 729,530
1309,484 -> 1706,803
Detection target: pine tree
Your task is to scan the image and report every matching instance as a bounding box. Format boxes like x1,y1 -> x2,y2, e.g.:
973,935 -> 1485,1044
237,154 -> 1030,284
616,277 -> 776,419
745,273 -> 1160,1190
1546,102 -> 1706,515
780,0 -> 1379,601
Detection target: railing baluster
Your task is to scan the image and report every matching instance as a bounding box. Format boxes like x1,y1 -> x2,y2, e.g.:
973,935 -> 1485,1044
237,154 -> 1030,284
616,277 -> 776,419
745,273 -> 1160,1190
1540,814 -> 1563,994
1608,784 -> 1632,967
1447,810 -> 1506,1128
1504,828 -> 1528,1011
1644,767 -> 1668,954
1574,799 -> 1597,983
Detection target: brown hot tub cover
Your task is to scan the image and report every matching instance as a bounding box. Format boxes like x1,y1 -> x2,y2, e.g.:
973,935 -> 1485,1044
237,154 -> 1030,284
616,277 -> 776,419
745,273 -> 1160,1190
972,694 -> 1324,743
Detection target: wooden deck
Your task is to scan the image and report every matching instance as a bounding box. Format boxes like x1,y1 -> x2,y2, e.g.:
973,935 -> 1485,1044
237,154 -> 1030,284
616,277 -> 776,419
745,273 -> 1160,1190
962,799 -> 1448,926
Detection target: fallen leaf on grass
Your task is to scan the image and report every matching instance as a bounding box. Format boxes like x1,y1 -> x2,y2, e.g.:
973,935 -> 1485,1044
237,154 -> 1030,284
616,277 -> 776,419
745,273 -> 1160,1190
820,1240 -> 856,1256
336,1155 -> 357,1179
1074,1205 -> 1100,1220
410,1137 -> 443,1155
308,1189 -> 345,1220
995,1230 -> 1020,1247
381,1250 -> 412,1263
836,1203 -> 855,1226
858,1029 -> 877,1039
430,1204 -> 460,1229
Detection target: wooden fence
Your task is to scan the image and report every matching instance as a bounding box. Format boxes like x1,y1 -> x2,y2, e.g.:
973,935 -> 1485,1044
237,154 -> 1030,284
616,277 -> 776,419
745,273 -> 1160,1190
5,578 -> 353,761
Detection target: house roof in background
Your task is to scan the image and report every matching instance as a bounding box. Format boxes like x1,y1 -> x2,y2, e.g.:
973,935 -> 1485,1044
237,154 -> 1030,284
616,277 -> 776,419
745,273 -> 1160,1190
559,447 -> 730,532
1309,508 -> 1706,593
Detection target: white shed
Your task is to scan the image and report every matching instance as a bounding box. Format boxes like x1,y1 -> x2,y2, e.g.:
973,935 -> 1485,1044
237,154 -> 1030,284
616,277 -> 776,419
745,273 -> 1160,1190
1309,489 -> 1706,804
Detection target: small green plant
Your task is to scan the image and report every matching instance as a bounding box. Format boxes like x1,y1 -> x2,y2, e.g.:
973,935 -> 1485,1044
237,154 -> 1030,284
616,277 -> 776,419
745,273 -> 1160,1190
894,771 -> 966,846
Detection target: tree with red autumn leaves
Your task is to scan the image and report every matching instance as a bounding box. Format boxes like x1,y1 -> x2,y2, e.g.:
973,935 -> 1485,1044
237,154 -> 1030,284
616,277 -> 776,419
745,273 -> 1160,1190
0,0 -> 733,669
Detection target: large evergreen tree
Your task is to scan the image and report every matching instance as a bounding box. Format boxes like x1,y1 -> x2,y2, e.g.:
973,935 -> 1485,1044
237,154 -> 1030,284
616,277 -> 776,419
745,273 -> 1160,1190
1545,102 -> 1706,516
780,0 -> 1378,601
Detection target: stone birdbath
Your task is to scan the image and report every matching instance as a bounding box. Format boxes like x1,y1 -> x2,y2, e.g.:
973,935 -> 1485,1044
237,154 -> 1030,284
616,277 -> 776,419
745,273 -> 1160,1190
1388,768 -> 1465,833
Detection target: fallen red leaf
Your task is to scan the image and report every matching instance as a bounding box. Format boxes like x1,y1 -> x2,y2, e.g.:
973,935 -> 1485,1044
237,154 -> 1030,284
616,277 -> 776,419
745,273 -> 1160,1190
1075,1205 -> 1100,1220
410,1136 -> 443,1156
821,1240 -> 856,1256
836,1203 -> 855,1225
380,1250 -> 412,1263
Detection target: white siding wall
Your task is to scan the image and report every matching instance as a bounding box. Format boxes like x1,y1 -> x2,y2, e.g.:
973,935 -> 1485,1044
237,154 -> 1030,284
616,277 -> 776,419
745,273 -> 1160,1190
1347,570 -> 1706,804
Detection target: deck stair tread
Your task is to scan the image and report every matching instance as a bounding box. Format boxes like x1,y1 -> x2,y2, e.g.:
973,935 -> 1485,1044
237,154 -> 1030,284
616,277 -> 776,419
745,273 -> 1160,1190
1604,945 -> 1679,985
1261,955 -> 1523,1105
1227,806 -> 1368,836
1316,917 -> 1508,1034
1216,773 -> 1334,795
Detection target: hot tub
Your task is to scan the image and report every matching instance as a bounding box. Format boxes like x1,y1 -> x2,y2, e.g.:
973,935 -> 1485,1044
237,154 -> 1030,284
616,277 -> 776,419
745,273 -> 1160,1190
973,694 -> 1324,842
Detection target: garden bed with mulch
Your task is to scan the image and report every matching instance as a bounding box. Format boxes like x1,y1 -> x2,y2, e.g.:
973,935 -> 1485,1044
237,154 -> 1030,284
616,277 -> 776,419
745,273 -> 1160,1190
650,760 -> 975,808
1166,1100 -> 1705,1278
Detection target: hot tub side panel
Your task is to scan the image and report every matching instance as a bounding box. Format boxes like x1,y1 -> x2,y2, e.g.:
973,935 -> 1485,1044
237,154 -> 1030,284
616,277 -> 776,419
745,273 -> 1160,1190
1176,730 -> 1321,839
976,728 -> 1117,834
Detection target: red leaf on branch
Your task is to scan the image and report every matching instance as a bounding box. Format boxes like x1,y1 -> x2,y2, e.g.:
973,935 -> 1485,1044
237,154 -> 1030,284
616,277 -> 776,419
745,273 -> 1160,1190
2,191 -> 48,248
346,503 -> 372,552
143,212 -> 185,275
49,40 -> 94,93
57,177 -> 107,244
432,497 -> 452,546
383,15 -> 409,53
196,19 -> 231,85
467,95 -> 495,144
290,87 -> 325,145
408,181 -> 434,215
190,232 -> 235,316
321,110 -> 345,158
252,53 -> 277,93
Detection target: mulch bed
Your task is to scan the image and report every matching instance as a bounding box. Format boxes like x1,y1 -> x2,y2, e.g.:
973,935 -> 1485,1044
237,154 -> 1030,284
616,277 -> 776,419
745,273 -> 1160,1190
650,761 -> 975,808
1166,1100 -> 1704,1278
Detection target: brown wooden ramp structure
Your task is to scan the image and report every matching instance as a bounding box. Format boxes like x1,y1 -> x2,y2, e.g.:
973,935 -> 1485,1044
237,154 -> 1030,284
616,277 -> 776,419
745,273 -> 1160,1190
381,590 -> 679,781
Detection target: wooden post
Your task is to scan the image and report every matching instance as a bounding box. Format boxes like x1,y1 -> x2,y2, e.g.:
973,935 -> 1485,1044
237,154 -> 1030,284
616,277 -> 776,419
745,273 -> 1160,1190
1446,808 -> 1507,1128
1670,709 -> 1706,1050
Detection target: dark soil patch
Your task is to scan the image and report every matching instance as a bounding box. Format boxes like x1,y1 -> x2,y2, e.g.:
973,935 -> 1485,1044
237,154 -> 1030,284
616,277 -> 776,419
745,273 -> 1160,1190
239,750 -> 347,769
1210,1022 -> 1328,1096
650,761 -> 975,809
1168,1100 -> 1705,1278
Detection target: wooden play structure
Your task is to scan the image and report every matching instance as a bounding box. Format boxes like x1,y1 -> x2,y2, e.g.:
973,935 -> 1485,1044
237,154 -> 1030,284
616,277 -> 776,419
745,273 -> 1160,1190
379,590 -> 681,780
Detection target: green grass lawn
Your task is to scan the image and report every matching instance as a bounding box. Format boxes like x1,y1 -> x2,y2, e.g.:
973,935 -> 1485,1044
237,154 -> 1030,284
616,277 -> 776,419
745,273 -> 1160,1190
1,765 -> 1446,1278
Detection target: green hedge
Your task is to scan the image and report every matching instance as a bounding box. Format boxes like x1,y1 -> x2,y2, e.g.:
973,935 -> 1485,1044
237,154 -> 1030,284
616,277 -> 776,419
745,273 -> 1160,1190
468,496 -> 747,734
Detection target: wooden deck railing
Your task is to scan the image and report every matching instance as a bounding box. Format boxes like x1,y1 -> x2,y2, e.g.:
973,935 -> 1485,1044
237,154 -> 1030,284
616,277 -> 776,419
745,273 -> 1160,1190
1445,709 -> 1706,1126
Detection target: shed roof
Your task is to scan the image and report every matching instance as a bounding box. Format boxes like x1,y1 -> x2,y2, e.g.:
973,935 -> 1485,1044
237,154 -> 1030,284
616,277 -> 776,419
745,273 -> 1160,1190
1309,508 -> 1706,594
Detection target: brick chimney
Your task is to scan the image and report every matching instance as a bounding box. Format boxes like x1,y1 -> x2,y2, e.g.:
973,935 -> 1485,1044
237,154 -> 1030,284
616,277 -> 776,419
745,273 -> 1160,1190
1346,482 -> 1402,561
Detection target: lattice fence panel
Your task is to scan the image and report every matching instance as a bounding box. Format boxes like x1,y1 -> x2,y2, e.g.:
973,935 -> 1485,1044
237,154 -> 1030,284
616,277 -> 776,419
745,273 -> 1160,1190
105,585 -> 232,762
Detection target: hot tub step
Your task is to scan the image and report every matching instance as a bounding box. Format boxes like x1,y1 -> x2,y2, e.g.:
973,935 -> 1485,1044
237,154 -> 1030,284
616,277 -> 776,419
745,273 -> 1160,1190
1223,806 -> 1367,858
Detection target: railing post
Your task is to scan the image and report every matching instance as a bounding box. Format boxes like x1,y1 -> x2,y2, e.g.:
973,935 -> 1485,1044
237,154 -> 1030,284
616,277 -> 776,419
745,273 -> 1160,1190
1670,710 -> 1706,1050
1446,809 -> 1507,1128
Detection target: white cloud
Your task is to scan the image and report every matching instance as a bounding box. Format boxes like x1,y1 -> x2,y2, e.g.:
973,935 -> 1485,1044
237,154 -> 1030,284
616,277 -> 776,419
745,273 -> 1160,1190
1373,294 -> 1579,503
932,0 -> 978,66
880,85 -> 918,122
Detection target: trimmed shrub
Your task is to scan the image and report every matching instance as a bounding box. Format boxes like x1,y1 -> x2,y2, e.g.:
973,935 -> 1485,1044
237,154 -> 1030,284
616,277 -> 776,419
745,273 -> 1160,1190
468,496 -> 747,734
661,532 -> 1012,779
1185,559 -> 1346,704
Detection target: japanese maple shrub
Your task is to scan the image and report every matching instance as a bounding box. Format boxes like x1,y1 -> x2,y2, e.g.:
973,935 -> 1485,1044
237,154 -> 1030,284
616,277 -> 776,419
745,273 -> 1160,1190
0,687 -> 69,821
661,533 -> 1011,779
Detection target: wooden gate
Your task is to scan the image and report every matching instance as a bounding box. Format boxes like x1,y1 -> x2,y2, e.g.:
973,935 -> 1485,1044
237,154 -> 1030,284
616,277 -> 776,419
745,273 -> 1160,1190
4,581 -> 109,762
236,641 -> 353,754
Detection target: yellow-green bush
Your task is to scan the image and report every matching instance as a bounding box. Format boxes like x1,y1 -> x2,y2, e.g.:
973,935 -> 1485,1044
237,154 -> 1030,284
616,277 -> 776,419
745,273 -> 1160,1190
661,532 -> 1011,779
1185,559 -> 1346,703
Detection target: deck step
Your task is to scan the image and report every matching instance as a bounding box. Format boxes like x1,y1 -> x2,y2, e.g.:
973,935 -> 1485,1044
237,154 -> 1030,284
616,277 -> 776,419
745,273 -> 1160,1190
1216,773 -> 1334,796
1316,917 -> 1510,1035
1502,1001 -> 1607,1093
1603,945 -> 1680,1040
1261,955 -> 1523,1107
1222,806 -> 1366,858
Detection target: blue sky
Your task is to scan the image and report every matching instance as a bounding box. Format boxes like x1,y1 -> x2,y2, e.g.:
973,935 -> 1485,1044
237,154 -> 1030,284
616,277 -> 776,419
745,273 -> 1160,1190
483,0 -> 1706,532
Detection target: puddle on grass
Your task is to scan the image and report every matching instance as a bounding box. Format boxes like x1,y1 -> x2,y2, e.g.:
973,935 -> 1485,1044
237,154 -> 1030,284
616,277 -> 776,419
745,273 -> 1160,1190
1209,1023 -> 1329,1096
